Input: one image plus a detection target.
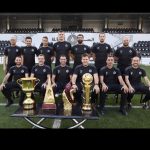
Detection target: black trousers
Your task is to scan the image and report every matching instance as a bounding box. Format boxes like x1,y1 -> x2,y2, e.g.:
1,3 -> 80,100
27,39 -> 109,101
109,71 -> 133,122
74,82 -> 98,104
100,84 -> 127,110
1,81 -> 25,104
7,64 -> 14,82
53,82 -> 68,94
127,83 -> 150,103
34,83 -> 46,98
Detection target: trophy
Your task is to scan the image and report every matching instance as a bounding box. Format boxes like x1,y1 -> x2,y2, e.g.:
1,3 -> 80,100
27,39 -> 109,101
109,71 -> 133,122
42,78 -> 56,110
82,73 -> 93,111
17,77 -> 40,110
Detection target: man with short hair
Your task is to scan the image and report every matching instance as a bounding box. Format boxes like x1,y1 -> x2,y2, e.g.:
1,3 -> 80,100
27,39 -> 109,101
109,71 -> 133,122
114,36 -> 137,75
99,55 -> 128,115
125,56 -> 150,109
31,54 -> 52,99
92,32 -> 112,74
37,36 -> 54,68
21,36 -> 38,75
4,36 -> 22,81
52,55 -> 72,96
71,53 -> 100,105
71,34 -> 91,70
53,30 -> 71,66
0,56 -> 28,107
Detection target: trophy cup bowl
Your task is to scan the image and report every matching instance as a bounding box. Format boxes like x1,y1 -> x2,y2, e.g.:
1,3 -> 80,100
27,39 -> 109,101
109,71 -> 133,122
82,73 -> 93,111
17,77 -> 40,110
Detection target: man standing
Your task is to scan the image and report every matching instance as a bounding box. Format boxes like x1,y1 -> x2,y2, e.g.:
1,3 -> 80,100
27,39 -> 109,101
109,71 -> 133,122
52,55 -> 72,95
114,36 -> 137,75
4,36 -> 22,81
38,36 -> 54,68
71,53 -> 100,105
92,32 -> 112,73
31,54 -> 52,99
99,56 -> 128,115
71,34 -> 91,70
53,30 -> 71,66
0,56 -> 28,107
125,56 -> 150,109
21,36 -> 38,75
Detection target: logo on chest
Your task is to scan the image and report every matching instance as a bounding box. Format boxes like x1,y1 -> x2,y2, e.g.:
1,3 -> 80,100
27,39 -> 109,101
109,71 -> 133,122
16,49 -> 19,52
113,71 -> 116,75
43,69 -> 46,72
139,71 -> 142,75
129,50 -> 132,53
35,68 -> 38,72
57,70 -> 60,74
47,50 -> 50,53
65,44 -> 68,48
84,47 -> 87,51
66,69 -> 69,73
89,69 -> 92,73
21,70 -> 24,73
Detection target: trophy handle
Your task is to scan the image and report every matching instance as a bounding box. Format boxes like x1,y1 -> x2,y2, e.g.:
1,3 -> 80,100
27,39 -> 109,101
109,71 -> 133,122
34,79 -> 40,88
17,79 -> 23,88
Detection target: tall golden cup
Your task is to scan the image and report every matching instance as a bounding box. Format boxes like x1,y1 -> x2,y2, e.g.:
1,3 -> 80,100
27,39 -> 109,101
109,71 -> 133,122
82,73 -> 93,111
17,77 -> 40,110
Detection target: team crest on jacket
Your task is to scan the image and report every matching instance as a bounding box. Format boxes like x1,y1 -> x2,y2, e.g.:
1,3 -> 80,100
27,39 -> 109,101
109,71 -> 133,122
35,68 -> 38,72
16,49 -> 18,52
32,49 -> 34,52
105,72 -> 108,75
57,45 -> 59,48
65,44 -> 68,47
13,70 -> 16,73
113,71 -> 116,75
129,50 -> 132,53
130,72 -> 133,75
80,70 -> 83,74
57,70 -> 60,74
47,50 -> 50,53
139,71 -> 142,75
43,69 -> 46,72
21,70 -> 24,73
106,46 -> 108,49
66,70 -> 69,73
84,47 -> 87,51
89,69 -> 92,73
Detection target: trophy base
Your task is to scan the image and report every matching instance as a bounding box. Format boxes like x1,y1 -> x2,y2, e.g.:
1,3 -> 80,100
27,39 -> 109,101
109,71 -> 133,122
23,98 -> 35,110
82,104 -> 92,111
42,103 -> 56,110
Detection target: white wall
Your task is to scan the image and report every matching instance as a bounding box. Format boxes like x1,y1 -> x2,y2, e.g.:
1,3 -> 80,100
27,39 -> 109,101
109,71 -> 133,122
43,20 -> 61,32
82,20 -> 104,32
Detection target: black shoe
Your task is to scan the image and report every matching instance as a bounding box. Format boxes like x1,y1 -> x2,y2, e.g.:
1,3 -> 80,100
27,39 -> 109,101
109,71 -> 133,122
119,109 -> 128,116
99,108 -> 105,115
127,103 -> 132,110
5,100 -> 13,107
143,103 -> 149,110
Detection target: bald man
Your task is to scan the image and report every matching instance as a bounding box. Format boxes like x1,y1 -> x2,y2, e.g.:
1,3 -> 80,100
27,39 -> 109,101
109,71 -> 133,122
114,36 -> 137,76
4,36 -> 22,81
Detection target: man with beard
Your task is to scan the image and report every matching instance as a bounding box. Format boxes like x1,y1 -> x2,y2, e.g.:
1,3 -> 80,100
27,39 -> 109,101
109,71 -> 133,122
53,30 -> 71,66
92,32 -> 112,74
71,34 -> 91,70
37,36 -> 54,68
99,55 -> 128,115
125,56 -> 150,109
0,56 -> 28,107
114,36 -> 137,76
21,36 -> 38,75
52,55 -> 72,96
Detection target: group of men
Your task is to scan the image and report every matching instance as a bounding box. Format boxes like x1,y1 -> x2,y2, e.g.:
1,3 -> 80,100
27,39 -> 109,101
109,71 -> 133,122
0,30 -> 150,116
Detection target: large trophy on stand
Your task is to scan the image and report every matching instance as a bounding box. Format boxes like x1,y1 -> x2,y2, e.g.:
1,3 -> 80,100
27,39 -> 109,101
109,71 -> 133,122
82,73 -> 93,111
42,78 -> 56,110
17,77 -> 40,110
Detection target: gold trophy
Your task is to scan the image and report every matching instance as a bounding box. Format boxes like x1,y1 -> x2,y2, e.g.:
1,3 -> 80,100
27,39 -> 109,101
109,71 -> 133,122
82,73 -> 93,111
42,77 -> 56,110
17,77 -> 40,110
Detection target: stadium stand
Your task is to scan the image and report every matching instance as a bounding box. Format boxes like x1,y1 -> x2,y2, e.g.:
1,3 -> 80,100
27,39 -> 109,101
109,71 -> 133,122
0,40 -> 10,55
103,28 -> 143,33
133,41 -> 150,57
51,28 -> 94,32
5,28 -> 44,33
